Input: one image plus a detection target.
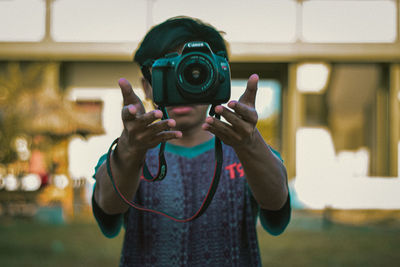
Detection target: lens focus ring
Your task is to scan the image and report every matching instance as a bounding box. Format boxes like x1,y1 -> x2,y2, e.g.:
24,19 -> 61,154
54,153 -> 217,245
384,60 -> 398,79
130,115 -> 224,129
176,54 -> 218,97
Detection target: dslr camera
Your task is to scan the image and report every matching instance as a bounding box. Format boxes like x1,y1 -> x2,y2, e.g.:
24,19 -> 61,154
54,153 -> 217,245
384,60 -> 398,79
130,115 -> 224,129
151,42 -> 231,106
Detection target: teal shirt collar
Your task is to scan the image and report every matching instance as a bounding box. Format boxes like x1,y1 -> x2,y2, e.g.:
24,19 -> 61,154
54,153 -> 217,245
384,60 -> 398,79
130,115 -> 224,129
165,137 -> 215,159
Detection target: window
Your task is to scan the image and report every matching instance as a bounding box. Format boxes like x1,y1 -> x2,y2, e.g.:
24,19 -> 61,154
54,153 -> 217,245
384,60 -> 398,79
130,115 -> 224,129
0,0 -> 45,42
153,0 -> 297,43
302,0 -> 397,43
52,0 -> 148,42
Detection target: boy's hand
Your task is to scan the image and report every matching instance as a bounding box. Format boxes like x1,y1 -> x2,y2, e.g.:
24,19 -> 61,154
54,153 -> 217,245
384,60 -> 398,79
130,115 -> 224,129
118,78 -> 181,154
202,74 -> 259,149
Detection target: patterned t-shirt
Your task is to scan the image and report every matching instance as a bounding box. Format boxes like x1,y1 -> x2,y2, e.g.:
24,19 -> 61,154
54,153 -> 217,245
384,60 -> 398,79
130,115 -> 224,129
92,138 -> 291,267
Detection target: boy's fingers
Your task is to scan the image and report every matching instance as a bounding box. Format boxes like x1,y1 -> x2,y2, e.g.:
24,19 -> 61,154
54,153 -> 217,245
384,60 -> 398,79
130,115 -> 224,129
238,74 -> 259,108
136,109 -> 163,125
149,131 -> 182,146
122,107 -> 163,125
203,117 -> 241,142
214,105 -> 248,131
227,101 -> 258,125
145,119 -> 176,135
122,104 -> 139,121
119,78 -> 142,106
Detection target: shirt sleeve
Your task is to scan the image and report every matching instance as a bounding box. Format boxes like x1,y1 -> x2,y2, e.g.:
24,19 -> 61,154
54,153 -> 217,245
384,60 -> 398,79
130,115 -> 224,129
258,146 -> 292,236
259,194 -> 291,236
91,153 -> 124,238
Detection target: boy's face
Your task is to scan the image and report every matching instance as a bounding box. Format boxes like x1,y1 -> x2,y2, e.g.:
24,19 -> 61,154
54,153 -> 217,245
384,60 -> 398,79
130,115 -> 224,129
166,104 -> 209,132
142,42 -> 210,132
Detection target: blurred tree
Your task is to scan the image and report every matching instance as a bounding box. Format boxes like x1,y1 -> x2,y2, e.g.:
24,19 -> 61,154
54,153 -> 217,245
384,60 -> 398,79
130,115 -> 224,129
0,62 -> 45,164
257,113 -> 280,149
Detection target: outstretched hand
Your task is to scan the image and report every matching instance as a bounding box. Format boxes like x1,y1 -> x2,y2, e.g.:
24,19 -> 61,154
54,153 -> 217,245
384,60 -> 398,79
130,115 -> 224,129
118,78 -> 181,153
202,74 -> 259,148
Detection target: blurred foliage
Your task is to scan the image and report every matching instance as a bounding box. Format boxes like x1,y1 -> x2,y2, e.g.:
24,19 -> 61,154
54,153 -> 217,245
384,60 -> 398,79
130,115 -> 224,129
0,62 -> 45,164
257,112 -> 280,149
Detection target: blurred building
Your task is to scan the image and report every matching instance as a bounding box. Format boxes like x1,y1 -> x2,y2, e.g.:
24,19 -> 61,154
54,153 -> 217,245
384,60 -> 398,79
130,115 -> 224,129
0,0 -> 400,223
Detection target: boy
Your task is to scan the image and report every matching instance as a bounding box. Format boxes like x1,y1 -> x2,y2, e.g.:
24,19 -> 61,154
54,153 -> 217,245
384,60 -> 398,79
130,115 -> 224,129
92,17 -> 290,266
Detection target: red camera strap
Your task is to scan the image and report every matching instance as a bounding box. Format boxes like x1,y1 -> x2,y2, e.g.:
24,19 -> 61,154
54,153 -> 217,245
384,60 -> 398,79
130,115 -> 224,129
105,107 -> 223,222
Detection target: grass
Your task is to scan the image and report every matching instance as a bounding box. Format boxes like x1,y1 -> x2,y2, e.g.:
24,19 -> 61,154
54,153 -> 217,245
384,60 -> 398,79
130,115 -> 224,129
0,211 -> 399,267
258,211 -> 400,267
0,217 -> 123,267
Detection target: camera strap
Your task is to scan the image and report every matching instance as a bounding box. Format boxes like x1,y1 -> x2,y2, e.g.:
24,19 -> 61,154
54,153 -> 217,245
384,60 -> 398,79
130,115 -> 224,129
106,105 -> 223,222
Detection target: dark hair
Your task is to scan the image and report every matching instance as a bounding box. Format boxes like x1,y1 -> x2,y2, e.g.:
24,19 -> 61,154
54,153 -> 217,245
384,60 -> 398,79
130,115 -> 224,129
134,16 -> 229,67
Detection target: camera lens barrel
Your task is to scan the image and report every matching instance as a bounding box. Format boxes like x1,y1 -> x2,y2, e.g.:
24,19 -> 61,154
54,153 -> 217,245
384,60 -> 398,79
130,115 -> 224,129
176,53 -> 219,99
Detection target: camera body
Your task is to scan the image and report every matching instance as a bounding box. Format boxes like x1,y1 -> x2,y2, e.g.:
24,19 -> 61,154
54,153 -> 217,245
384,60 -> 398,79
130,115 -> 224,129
151,42 -> 231,106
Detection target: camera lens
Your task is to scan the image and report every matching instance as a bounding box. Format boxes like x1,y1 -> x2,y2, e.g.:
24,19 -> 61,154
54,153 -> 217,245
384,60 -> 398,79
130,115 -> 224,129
183,63 -> 208,86
176,54 -> 217,97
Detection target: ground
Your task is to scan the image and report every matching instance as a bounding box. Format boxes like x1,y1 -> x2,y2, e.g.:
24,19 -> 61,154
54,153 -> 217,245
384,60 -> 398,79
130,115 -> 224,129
0,210 -> 399,267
